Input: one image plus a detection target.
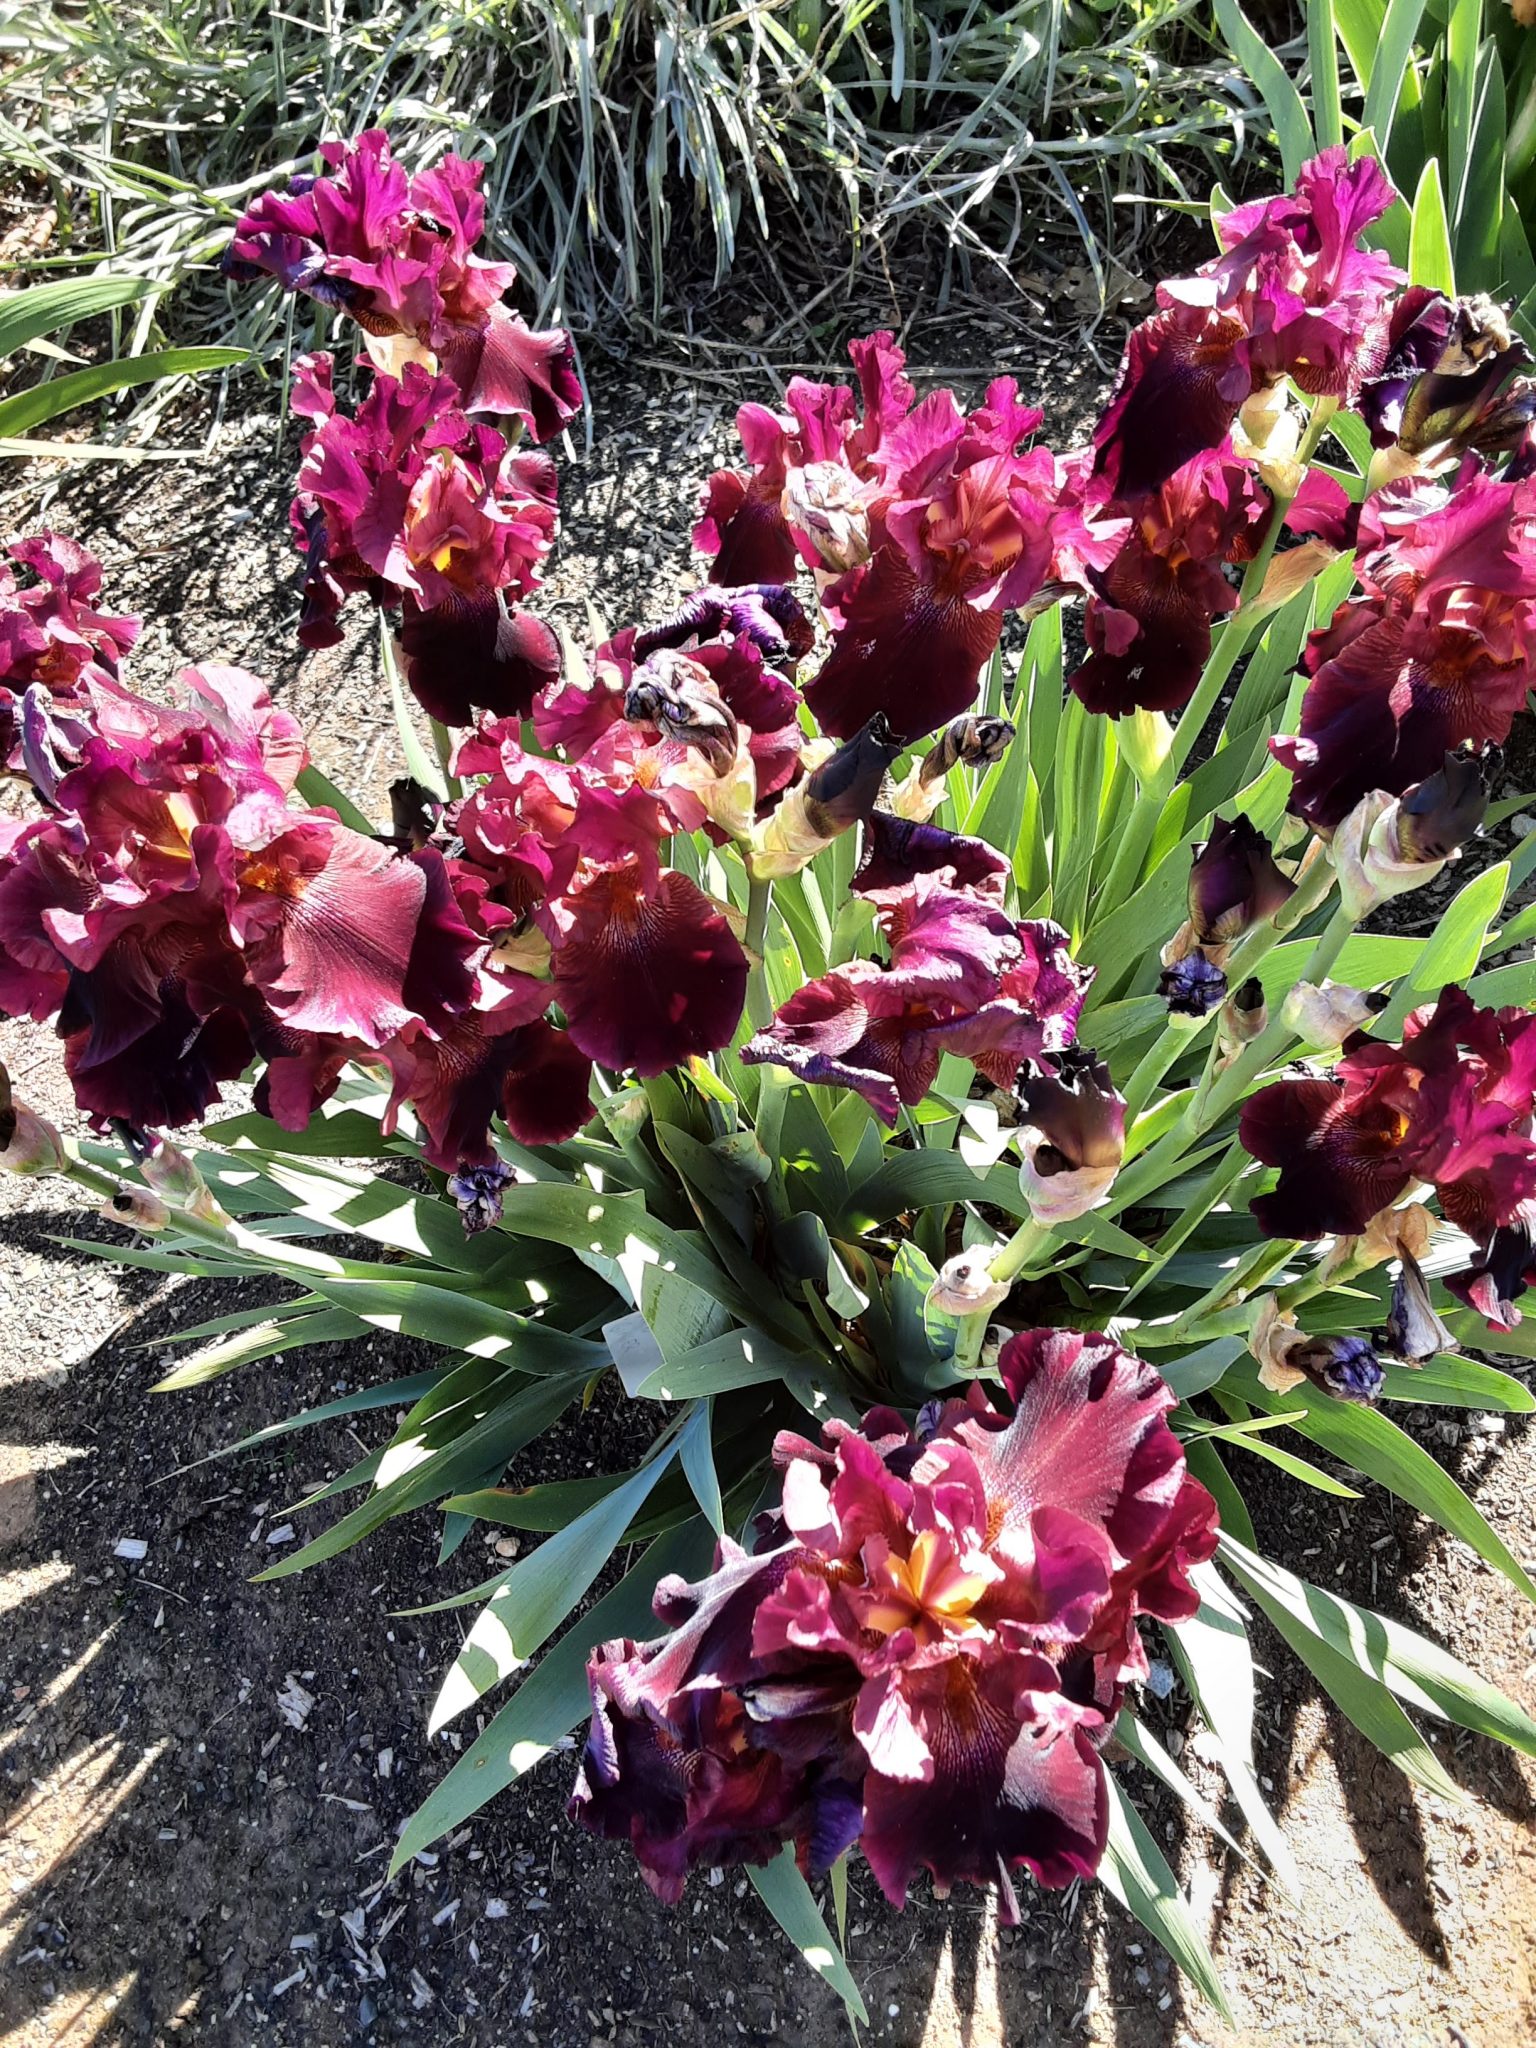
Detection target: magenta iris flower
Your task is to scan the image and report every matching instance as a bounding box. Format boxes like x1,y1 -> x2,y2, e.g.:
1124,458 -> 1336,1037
570,1327 -> 1218,1917
1095,150 -> 1402,499
226,131 -> 582,436
0,534 -> 139,772
742,824 -> 1091,1122
1241,988 -> 1536,1257
696,336 -> 1124,744
289,352 -> 560,723
1272,468 -> 1536,828
1070,444 -> 1272,716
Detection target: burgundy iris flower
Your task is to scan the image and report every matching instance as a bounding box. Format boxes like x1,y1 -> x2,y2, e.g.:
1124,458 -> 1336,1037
288,352 -> 560,723
1272,469 -> 1536,829
1241,988 -> 1536,1249
570,1327 -> 1218,1916
0,534 -> 139,773
1070,445 -> 1271,716
449,725 -> 751,1077
0,655 -> 600,1181
803,396 -> 1124,742
226,131 -> 582,435
742,828 -> 1092,1122
1095,150 -> 1402,500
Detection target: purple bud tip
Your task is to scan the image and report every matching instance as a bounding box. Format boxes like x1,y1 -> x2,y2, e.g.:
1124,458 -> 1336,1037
1158,951 -> 1228,1016
1295,1334 -> 1384,1402
447,1160 -> 516,1236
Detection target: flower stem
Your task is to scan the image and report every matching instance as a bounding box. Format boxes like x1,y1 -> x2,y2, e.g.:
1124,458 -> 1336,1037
744,873 -> 776,1033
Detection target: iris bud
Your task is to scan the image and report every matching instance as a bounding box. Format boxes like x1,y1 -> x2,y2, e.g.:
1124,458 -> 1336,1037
1334,747 -> 1498,921
0,1098 -> 66,1177
1158,950 -> 1228,1016
1218,976 -> 1267,1056
1187,814 -> 1296,948
748,720 -> 902,879
1394,744 -> 1498,863
1017,1048 -> 1126,1224
928,1248 -> 1011,1317
1281,979 -> 1389,1049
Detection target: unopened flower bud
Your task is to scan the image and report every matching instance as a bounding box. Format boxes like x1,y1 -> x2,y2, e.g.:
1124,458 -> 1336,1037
928,1248 -> 1011,1317
1217,977 -> 1267,1058
141,1135 -> 232,1227
748,723 -> 901,879
0,1098 -> 66,1176
624,651 -> 740,775
1250,1296 -> 1383,1403
1188,814 -> 1296,947
106,1187 -> 171,1232
1394,744 -> 1497,863
887,716 -> 1015,821
781,461 -> 872,573
920,716 -> 1015,785
447,1159 -> 515,1236
1334,747 -> 1497,918
389,775 -> 444,850
1385,1247 -> 1457,1364
1158,950 -> 1228,1017
1017,1048 -> 1126,1223
1282,979 -> 1389,1049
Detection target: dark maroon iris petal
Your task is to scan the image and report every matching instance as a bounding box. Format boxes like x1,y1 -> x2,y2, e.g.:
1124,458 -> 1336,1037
498,1016 -> 595,1146
1187,815 -> 1295,946
804,551 -> 1005,743
400,593 -> 561,725
57,944 -> 255,1129
695,470 -> 799,587
432,306 -> 583,439
1241,1073 -> 1416,1238
854,812 -> 1010,898
553,866 -> 748,1076
858,1655 -> 1109,1911
1092,304 -> 1252,501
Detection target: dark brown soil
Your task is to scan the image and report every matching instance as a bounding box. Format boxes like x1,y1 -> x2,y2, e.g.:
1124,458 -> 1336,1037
1,344 -> 1534,2048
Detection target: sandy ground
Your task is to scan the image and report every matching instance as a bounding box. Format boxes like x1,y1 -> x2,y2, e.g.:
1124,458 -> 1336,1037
0,333 -> 1534,2048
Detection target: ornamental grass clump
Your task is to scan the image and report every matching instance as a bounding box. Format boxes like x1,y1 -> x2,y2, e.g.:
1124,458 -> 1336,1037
6,133 -> 1536,2016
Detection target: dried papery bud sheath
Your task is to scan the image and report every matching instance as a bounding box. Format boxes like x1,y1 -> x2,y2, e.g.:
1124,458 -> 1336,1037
1385,1247 -> 1457,1364
624,652 -> 740,776
928,1248 -> 1010,1318
1216,977 -> 1267,1060
1250,1296 -> 1384,1403
388,776 -> 445,850
1016,1048 -> 1126,1224
1158,950 -> 1228,1017
1187,814 -> 1296,948
748,720 -> 902,879
888,716 -> 1016,822
1281,979 -> 1389,1050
